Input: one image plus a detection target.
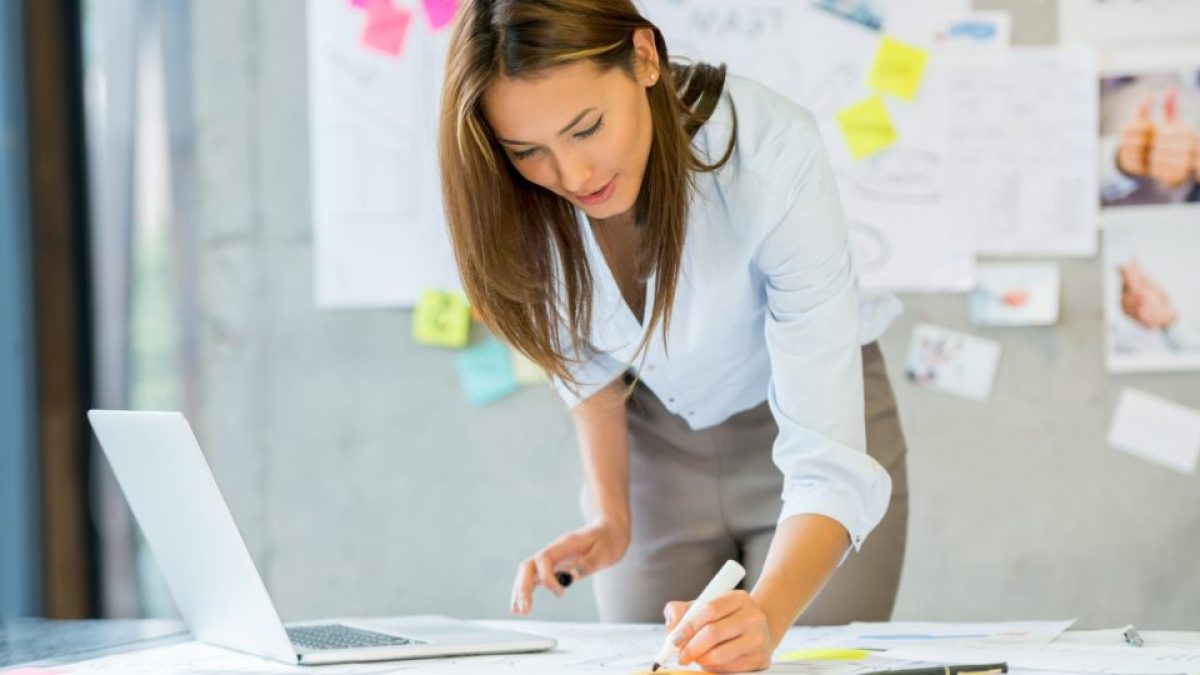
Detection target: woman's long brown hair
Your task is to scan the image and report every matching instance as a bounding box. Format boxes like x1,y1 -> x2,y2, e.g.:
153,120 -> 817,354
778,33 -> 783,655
438,0 -> 736,394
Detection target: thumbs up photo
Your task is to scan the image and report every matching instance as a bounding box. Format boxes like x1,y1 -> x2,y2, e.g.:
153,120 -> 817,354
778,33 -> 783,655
1102,70 -> 1200,206
1146,88 -> 1198,189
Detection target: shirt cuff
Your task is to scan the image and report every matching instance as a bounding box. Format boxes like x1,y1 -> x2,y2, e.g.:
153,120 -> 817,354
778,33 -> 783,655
777,459 -> 892,562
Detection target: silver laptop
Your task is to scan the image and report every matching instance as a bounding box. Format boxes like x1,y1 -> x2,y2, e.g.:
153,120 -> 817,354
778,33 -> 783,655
87,410 -> 556,665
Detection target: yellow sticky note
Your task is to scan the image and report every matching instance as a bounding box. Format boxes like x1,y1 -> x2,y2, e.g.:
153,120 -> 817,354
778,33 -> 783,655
510,348 -> 549,385
869,36 -> 929,101
413,290 -> 471,348
836,95 -> 897,160
779,647 -> 870,662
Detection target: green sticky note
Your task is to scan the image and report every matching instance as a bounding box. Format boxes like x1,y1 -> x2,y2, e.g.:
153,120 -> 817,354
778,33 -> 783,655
455,338 -> 518,406
413,290 -> 471,348
869,36 -> 929,101
779,647 -> 870,662
836,95 -> 898,160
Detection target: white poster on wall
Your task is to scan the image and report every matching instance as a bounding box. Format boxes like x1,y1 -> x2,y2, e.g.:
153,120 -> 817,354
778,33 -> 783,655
945,47 -> 1099,256
307,0 -> 462,309
643,0 -> 976,292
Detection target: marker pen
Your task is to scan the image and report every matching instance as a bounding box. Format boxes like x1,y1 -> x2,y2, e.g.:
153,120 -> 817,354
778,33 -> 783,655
650,559 -> 746,672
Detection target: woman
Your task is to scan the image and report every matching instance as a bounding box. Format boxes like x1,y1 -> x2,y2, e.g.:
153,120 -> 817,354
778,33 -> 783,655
438,1 -> 908,671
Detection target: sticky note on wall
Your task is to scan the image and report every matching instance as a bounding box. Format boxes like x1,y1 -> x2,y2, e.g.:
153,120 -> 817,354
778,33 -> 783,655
456,339 -> 519,406
413,290 -> 471,348
422,0 -> 460,30
510,347 -> 549,385
869,36 -> 929,101
836,95 -> 897,160
361,0 -> 412,57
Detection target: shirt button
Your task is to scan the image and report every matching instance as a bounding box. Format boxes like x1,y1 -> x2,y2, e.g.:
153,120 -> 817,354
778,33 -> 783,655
646,365 -> 655,372
668,397 -> 676,403
687,411 -> 695,416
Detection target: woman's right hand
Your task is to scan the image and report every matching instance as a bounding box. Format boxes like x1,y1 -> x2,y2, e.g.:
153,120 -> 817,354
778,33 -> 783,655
510,516 -> 630,615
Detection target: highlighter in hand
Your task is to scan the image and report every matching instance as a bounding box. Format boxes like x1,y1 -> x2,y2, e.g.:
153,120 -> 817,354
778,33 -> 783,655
650,560 -> 746,672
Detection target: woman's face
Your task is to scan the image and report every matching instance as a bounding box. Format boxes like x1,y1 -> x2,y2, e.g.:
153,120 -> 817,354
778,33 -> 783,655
481,31 -> 658,221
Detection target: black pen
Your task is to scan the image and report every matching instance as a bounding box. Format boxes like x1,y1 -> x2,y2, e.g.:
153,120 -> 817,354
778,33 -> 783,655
861,662 -> 1008,675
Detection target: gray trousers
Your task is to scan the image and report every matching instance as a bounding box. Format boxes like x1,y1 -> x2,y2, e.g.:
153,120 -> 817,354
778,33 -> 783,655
589,342 -> 909,624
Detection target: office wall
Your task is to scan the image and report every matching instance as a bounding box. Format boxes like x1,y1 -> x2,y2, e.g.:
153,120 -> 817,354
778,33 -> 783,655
187,1 -> 1200,629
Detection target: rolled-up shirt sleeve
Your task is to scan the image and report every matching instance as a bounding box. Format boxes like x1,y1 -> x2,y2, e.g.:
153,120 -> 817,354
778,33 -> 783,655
754,121 -> 892,553
550,344 -> 626,409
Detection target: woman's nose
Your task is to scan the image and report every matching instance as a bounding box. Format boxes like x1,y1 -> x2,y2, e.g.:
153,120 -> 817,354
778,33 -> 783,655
556,150 -> 594,196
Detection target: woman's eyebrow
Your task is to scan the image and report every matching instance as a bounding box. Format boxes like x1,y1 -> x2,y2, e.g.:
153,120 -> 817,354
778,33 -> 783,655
496,107 -> 598,146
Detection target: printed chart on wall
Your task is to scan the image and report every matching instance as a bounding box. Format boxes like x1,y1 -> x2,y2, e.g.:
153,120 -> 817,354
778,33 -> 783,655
644,0 -> 975,292
307,0 -> 462,308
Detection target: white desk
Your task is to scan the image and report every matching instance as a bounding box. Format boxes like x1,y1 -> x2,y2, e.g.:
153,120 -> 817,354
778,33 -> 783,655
5,620 -> 1199,674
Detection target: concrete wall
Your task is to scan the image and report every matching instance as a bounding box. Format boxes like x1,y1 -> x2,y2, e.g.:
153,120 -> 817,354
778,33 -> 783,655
187,1 -> 1200,630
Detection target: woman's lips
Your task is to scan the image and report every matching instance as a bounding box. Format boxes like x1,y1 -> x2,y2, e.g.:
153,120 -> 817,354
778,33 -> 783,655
577,176 -> 617,206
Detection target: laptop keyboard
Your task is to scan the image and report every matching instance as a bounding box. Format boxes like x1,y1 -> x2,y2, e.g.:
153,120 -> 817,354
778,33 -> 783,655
286,624 -> 423,651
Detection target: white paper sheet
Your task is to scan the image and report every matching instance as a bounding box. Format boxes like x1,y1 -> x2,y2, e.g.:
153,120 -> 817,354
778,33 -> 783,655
644,1 -> 975,293
1108,388 -> 1200,474
945,47 -> 1098,257
1059,0 -> 1200,66
888,641 -> 1200,675
842,619 -> 1075,650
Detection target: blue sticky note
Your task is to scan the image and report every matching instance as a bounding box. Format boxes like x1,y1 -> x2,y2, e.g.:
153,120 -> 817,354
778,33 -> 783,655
455,339 -> 518,406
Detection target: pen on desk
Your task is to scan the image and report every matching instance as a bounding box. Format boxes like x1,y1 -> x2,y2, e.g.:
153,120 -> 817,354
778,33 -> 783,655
861,663 -> 1008,675
1124,625 -> 1144,647
649,559 -> 746,673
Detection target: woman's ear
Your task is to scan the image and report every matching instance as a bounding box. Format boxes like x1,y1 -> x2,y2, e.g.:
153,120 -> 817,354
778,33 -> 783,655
632,27 -> 660,87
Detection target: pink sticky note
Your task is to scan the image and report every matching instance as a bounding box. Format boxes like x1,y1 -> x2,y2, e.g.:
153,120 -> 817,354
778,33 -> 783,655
361,0 -> 412,57
422,0 -> 460,30
349,0 -> 367,8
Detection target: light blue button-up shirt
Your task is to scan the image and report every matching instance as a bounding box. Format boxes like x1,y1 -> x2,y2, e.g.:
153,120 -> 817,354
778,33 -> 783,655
551,75 -> 895,550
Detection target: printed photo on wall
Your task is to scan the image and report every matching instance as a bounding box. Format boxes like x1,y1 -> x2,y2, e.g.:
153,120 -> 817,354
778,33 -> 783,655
1104,206 -> 1200,372
969,263 -> 1061,327
1100,67 -> 1200,208
904,323 -> 1001,401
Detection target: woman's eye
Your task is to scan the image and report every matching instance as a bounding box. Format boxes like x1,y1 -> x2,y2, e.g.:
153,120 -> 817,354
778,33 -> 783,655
575,116 -> 604,139
512,147 -> 539,160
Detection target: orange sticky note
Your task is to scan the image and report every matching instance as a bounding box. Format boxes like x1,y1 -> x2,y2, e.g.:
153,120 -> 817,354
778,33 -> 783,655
869,36 -> 929,101
836,95 -> 898,160
361,0 -> 412,57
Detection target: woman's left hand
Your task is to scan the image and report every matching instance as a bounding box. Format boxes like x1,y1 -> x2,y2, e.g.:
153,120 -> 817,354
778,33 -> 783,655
663,590 -> 775,673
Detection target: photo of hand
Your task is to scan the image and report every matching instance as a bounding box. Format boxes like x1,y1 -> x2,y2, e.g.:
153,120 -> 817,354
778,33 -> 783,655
1119,261 -> 1178,330
1105,209 -> 1200,371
